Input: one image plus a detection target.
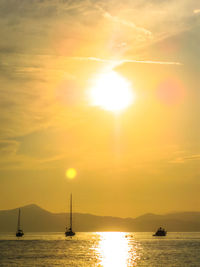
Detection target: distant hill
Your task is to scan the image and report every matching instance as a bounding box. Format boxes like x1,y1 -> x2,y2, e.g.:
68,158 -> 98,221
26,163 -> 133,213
1,204 -> 200,232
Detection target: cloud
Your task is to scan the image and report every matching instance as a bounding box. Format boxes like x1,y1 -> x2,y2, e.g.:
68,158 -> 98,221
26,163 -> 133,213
96,5 -> 152,39
118,59 -> 182,66
0,136 -> 67,170
103,10 -> 152,37
72,56 -> 182,66
171,154 -> 200,164
0,0 -> 198,173
0,0 -> 84,19
0,140 -> 19,156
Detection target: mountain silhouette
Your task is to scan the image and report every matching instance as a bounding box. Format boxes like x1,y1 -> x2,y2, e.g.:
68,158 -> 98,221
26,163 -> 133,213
1,205 -> 200,232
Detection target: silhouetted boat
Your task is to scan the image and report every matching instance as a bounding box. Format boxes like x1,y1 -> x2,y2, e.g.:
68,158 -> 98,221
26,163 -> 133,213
65,194 -> 75,237
153,227 -> 167,236
16,208 -> 24,237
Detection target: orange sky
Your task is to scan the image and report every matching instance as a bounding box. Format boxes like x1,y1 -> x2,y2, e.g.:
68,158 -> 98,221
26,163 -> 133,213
0,0 -> 199,217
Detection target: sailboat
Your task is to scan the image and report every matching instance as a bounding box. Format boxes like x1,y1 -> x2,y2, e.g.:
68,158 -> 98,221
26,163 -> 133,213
65,194 -> 75,237
16,208 -> 24,237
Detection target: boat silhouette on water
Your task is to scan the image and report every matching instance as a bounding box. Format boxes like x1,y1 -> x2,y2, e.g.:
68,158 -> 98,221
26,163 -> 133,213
153,227 -> 167,236
16,208 -> 24,237
65,194 -> 75,237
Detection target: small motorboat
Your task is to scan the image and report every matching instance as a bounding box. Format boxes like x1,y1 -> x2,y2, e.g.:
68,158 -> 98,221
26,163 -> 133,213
153,227 -> 167,236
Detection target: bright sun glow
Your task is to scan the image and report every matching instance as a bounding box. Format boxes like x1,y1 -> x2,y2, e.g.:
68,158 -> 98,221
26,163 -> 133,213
90,71 -> 135,112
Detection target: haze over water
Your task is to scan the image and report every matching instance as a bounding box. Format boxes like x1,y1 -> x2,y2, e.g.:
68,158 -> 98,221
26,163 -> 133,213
0,232 -> 200,266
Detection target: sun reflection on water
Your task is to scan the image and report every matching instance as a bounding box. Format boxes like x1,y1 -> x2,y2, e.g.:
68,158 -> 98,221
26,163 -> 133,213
95,232 -> 140,267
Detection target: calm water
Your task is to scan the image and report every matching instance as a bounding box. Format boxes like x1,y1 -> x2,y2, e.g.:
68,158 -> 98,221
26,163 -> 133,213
0,232 -> 200,266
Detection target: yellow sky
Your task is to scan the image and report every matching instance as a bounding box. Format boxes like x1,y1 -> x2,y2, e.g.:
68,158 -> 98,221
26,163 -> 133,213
0,0 -> 199,217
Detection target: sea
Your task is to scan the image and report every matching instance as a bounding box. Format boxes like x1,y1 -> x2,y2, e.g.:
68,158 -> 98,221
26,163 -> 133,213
0,232 -> 200,266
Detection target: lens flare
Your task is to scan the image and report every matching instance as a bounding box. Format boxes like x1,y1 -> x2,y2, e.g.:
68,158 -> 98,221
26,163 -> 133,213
157,78 -> 185,105
66,168 -> 77,179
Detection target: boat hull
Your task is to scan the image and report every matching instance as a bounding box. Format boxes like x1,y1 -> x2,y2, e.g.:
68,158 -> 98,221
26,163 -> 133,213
16,232 -> 24,237
65,231 -> 75,237
153,233 -> 166,236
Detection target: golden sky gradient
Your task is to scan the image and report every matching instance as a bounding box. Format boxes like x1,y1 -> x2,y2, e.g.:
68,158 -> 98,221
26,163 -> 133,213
0,0 -> 199,217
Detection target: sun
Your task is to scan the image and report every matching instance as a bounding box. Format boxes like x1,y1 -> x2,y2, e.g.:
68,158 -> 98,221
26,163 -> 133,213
89,71 -> 134,112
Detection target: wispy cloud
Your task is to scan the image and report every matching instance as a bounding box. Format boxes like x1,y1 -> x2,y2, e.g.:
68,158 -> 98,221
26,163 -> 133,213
171,154 -> 200,164
72,56 -> 182,66
118,59 -> 182,66
104,11 -> 152,37
96,5 -> 152,38
0,140 -> 19,156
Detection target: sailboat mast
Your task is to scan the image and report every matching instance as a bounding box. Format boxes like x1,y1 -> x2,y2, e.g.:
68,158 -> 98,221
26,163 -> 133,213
70,194 -> 72,229
17,209 -> 21,230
